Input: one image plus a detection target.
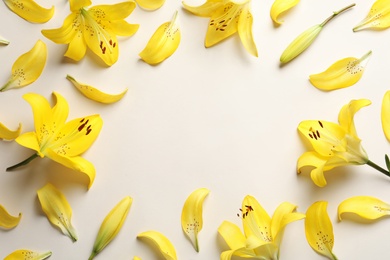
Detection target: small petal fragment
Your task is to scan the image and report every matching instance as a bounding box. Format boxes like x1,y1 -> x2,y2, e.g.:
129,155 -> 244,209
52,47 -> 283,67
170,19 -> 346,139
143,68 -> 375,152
137,231 -> 177,260
1,40 -> 47,91
382,90 -> 390,142
89,196 -> 132,260
37,183 -> 78,241
3,0 -> 54,23
139,11 -> 181,65
305,201 -> 337,260
0,204 -> 21,229
136,0 -> 165,10
338,196 -> 390,221
309,51 -> 372,91
0,34 -> 9,45
0,122 -> 21,140
181,188 -> 209,252
353,0 -> 390,31
270,0 -> 300,25
66,75 -> 127,104
4,249 -> 52,260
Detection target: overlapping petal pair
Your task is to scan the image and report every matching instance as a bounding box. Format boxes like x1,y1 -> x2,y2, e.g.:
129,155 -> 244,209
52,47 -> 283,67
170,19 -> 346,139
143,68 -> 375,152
354,0 -> 390,31
3,0 -> 54,23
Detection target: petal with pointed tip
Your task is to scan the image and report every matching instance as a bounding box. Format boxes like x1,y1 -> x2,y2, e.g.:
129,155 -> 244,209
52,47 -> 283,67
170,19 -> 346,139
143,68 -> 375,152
137,231 -> 177,260
136,0 -> 165,10
241,195 -> 271,240
0,204 -> 21,229
0,122 -> 21,140
4,249 -> 52,260
353,0 -> 390,31
238,5 -> 258,57
270,0 -> 300,25
3,0 -> 54,23
338,99 -> 371,138
338,196 -> 390,221
182,0 -> 223,17
382,91 -> 390,142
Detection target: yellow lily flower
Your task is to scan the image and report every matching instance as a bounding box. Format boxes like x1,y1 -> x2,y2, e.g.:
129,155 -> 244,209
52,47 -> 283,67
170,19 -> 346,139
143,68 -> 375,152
66,75 -> 128,104
137,231 -> 177,260
1,40 -> 47,92
135,0 -> 165,10
0,121 -> 21,140
182,0 -> 258,57
305,201 -> 337,260
0,203 -> 21,229
280,4 -> 355,63
353,0 -> 390,31
338,196 -> 390,221
89,196 -> 132,260
181,187 -> 209,252
270,0 -> 300,25
297,99 -> 390,187
381,90 -> 390,142
3,0 -> 54,23
218,195 -> 305,260
139,11 -> 181,65
0,34 -> 10,45
37,183 -> 78,241
41,0 -> 139,66
7,92 -> 103,189
4,249 -> 52,260
309,50 -> 372,91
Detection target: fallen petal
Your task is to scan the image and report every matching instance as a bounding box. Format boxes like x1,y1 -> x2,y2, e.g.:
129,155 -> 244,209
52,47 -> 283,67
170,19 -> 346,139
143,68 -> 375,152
0,204 -> 21,229
0,122 -> 21,140
137,231 -> 177,260
4,249 -> 52,260
382,90 -> 390,142
136,0 -> 165,10
338,196 -> 390,221
3,0 -> 54,23
270,0 -> 300,25
353,0 -> 390,31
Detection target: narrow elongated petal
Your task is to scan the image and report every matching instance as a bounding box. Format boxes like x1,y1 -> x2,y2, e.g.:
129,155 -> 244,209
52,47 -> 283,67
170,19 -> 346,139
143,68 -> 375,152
238,5 -> 258,57
139,11 -> 181,65
338,99 -> 371,138
4,249 -> 52,260
382,91 -> 390,142
338,196 -> 390,220
0,204 -> 21,229
181,188 -> 209,252
309,51 -> 372,91
0,122 -> 21,140
270,0 -> 300,25
353,0 -> 390,31
136,0 -> 165,10
37,183 -> 78,241
89,196 -> 132,260
137,231 -> 177,260
66,75 -> 127,104
3,0 -> 54,23
1,40 -> 47,91
0,34 -> 10,45
182,0 -> 224,17
305,201 -> 337,260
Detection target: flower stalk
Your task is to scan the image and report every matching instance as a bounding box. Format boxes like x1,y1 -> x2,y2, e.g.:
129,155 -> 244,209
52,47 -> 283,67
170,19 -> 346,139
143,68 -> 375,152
366,160 -> 390,177
6,153 -> 39,171
320,3 -> 356,27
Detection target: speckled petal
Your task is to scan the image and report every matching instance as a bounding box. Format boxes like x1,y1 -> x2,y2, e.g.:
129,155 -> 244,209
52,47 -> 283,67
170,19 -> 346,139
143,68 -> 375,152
3,0 -> 54,23
353,0 -> 390,31
4,249 -> 52,260
338,196 -> 390,221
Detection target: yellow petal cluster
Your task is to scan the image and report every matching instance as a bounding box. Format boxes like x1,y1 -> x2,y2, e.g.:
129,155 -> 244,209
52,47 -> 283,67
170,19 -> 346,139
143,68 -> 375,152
89,196 -> 132,260
338,196 -> 390,221
1,40 -> 47,92
353,0 -> 390,31
181,188 -> 209,252
309,51 -> 372,91
139,11 -> 181,65
135,0 -> 165,10
0,121 -> 21,140
3,0 -> 54,23
37,183 -> 78,241
137,231 -> 177,260
0,204 -> 21,229
381,90 -> 390,142
4,249 -> 52,260
270,0 -> 300,25
66,75 -> 128,104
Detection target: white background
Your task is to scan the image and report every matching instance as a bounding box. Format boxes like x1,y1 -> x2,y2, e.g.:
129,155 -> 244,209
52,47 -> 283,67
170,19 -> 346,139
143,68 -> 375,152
1,0 -> 390,259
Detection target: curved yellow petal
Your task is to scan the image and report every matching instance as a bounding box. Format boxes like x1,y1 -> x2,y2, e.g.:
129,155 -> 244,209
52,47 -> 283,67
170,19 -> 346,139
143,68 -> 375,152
137,231 -> 177,260
382,91 -> 390,142
41,13 -> 79,44
217,221 -> 246,250
338,196 -> 390,221
136,0 -> 165,10
3,0 -> 54,23
133,257 -> 141,260
1,40 -> 47,91
238,5 -> 258,57
305,201 -> 337,260
0,34 -> 10,45
0,204 -> 21,229
297,151 -> 328,187
4,249 -> 52,260
107,20 -> 139,37
181,187 -> 209,252
139,11 -> 181,65
338,99 -> 371,138
270,0 -> 300,25
37,183 -> 78,241
89,2 -> 136,21
15,132 -> 42,156
0,122 -> 21,140
353,0 -> 390,31
66,75 -> 127,104
309,51 -> 372,91
182,0 -> 224,17
89,196 -> 132,260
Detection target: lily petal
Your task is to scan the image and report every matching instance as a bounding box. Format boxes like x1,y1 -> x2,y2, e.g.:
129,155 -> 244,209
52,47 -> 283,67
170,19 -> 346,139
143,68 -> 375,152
270,0 -> 300,25
133,257 -> 141,260
218,221 -> 247,250
0,204 -> 21,229
309,51 -> 372,91
136,0 -> 165,10
69,0 -> 91,12
382,91 -> 390,142
37,183 -> 78,241
0,122 -> 21,140
338,99 -> 371,138
353,0 -> 390,31
1,40 -> 47,91
66,75 -> 127,104
139,11 -> 181,65
4,249 -> 52,260
338,196 -> 390,221
3,0 -> 54,23
137,231 -> 177,260
181,188 -> 209,252
182,0 -> 224,17
89,196 -> 132,260
238,5 -> 258,57
305,201 -> 337,260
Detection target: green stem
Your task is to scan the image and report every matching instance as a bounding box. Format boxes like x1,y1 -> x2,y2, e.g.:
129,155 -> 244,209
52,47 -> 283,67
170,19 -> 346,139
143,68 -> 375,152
6,153 -> 39,171
320,3 -> 356,27
0,79 -> 13,92
366,160 -> 390,177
